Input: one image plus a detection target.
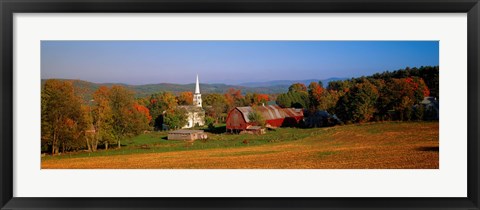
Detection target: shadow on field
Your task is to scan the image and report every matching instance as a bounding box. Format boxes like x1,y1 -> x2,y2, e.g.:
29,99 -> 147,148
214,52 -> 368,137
204,125 -> 226,134
416,146 -> 439,152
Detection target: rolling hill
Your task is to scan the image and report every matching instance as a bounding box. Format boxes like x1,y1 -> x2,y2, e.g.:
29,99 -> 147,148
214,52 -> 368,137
41,77 -> 346,100
41,79 -> 287,100
238,78 -> 346,87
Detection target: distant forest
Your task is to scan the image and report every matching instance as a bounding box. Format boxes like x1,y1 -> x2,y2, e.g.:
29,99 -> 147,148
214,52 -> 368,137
276,66 -> 439,124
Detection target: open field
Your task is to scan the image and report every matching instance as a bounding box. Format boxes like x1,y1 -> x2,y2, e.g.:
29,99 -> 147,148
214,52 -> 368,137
41,122 -> 439,169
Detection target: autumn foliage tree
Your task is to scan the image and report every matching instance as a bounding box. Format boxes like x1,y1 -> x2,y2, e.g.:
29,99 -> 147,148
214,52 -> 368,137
81,105 -> 96,152
323,66 -> 437,123
132,103 -> 152,132
378,77 -> 430,121
371,66 -> 438,99
41,80 -> 89,154
177,91 -> 193,105
224,88 -> 244,111
308,82 -> 324,110
90,86 -> 151,149
245,93 -> 270,106
134,103 -> 152,122
255,94 -> 270,105
318,90 -> 341,114
109,86 -> 149,148
91,86 -> 114,150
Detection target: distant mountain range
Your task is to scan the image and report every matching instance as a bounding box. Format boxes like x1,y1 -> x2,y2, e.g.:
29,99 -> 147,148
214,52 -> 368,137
41,77 -> 346,100
238,78 -> 347,88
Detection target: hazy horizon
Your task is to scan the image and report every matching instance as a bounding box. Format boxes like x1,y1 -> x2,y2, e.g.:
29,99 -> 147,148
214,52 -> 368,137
41,41 -> 439,85
40,76 -> 351,86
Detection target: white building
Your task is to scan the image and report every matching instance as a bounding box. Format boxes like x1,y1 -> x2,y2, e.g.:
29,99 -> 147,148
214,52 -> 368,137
179,75 -> 205,128
193,75 -> 202,107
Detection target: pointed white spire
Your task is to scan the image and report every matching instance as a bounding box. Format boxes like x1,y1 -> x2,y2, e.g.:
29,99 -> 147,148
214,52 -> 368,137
195,74 -> 200,94
193,74 -> 202,107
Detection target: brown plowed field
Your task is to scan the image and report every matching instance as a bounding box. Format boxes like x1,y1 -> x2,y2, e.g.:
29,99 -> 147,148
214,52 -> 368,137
42,122 -> 439,169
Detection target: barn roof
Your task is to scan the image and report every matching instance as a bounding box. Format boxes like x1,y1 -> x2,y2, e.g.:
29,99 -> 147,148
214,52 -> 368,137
235,105 -> 303,123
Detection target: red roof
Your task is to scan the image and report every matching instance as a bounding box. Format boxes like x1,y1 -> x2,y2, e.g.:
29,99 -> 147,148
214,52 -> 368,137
234,105 -> 303,123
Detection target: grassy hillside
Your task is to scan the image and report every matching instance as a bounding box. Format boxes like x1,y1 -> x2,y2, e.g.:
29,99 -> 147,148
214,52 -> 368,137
42,121 -> 439,169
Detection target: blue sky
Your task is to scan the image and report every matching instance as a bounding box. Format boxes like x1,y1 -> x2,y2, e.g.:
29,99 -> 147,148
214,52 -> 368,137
41,41 -> 439,85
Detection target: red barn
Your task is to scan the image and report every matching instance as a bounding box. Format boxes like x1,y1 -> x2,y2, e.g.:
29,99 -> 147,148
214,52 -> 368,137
226,105 -> 303,133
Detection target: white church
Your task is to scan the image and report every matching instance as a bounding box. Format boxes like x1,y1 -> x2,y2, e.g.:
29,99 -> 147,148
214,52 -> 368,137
178,75 -> 205,128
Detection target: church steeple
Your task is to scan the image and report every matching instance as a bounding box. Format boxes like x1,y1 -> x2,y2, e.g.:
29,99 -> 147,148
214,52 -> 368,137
193,74 -> 202,107
195,74 -> 200,94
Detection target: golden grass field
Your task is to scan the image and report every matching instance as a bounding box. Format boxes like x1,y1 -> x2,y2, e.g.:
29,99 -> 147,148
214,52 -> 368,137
42,122 -> 439,169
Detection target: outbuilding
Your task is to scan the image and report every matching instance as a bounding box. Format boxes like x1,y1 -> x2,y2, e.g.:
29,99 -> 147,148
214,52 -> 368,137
303,110 -> 342,128
167,130 -> 207,141
226,105 -> 303,133
420,96 -> 439,120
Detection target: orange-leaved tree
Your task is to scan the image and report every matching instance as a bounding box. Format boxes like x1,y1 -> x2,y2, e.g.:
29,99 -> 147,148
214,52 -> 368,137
177,91 -> 193,105
41,79 -> 89,154
308,81 -> 324,110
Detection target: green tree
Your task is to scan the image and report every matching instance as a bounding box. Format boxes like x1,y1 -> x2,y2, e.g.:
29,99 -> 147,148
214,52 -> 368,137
205,116 -> 215,130
247,106 -> 266,128
327,80 -> 352,92
203,93 -> 228,123
288,83 -> 307,93
276,93 -> 292,108
319,90 -> 340,114
336,80 -> 379,123
276,83 -> 310,108
148,92 -> 178,129
413,104 -> 425,121
108,86 -> 146,148
164,108 -> 188,130
289,91 -> 309,108
244,93 -> 255,106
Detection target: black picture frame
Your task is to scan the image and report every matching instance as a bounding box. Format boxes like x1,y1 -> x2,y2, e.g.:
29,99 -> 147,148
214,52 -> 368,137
1,0 -> 479,209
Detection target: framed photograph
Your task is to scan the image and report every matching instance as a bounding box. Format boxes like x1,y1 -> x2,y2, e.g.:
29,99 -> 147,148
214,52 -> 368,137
1,0 -> 479,209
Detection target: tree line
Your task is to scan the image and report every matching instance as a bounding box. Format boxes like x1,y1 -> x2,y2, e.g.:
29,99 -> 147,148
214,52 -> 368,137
275,66 -> 439,124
